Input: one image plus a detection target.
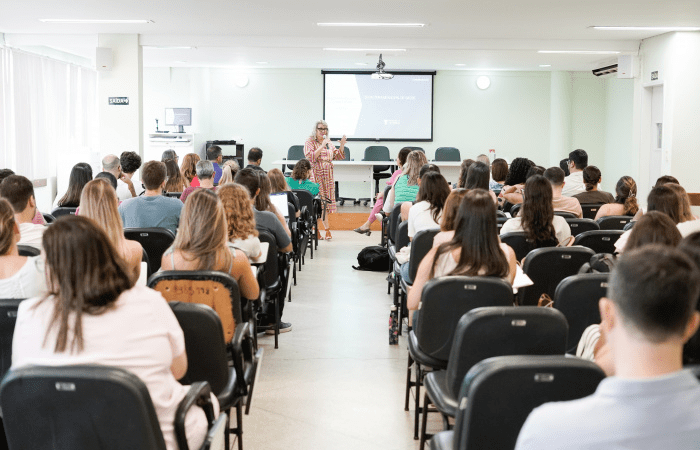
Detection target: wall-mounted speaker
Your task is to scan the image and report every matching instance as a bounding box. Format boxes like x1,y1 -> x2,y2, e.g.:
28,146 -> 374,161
96,47 -> 113,71
617,55 -> 634,79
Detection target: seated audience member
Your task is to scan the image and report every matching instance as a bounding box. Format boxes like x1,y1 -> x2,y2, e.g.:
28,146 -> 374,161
286,159 -> 320,196
246,147 -> 265,172
595,176 -> 639,220
631,175 -> 682,222
561,148 -> 588,196
399,163 -> 442,221
180,161 -> 217,204
54,162 -> 93,208
255,171 -> 292,237
218,160 -> 240,185
95,171 -> 118,189
573,166 -> 615,204
164,159 -> 187,193
80,179 -> 143,284
501,175 -> 572,246
528,165 -> 545,178
498,157 -> 534,206
624,211 -> 682,252
0,198 -> 46,297
559,158 -> 570,177
218,183 -> 262,260
670,183 -> 699,223
160,189 -> 259,301
407,189 -> 517,315
0,170 -> 45,225
432,188 -> 468,248
455,159 -> 475,189
515,244 -> 700,450
0,175 -> 46,249
678,233 -> 700,365
161,149 -> 178,164
269,168 -> 300,217
102,154 -> 135,200
180,153 -> 200,188
464,161 -> 498,204
383,150 -> 428,213
543,167 -> 583,218
120,151 -> 143,196
490,158 -> 508,192
206,145 -> 224,184
234,168 -> 293,254
118,161 -> 183,235
12,215 -> 217,450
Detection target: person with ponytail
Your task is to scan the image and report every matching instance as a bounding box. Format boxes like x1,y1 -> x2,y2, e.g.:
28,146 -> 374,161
573,166 -> 614,204
595,176 -> 639,219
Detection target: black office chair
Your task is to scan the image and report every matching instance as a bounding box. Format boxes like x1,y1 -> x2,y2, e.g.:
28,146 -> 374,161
580,203 -> 604,220
124,227 -> 176,274
363,145 -> 392,198
434,147 -> 461,162
292,189 -> 317,259
497,216 -> 509,232
16,244 -> 40,257
1,365 -> 225,450
565,218 -> 600,236
405,276 -> 513,440
554,211 -> 578,219
257,231 -> 292,349
519,246 -> 595,306
169,301 -> 261,450
389,221 -> 409,301
554,273 -> 609,353
597,215 -> 633,230
500,232 -> 541,261
509,203 -> 522,217
420,307 -> 568,449
398,228 -> 440,333
428,355 -> 605,450
42,213 -> 56,224
50,206 -> 77,218
573,230 -> 624,254
282,145 -> 305,176
0,298 -> 23,381
165,192 -> 182,199
623,220 -> 635,231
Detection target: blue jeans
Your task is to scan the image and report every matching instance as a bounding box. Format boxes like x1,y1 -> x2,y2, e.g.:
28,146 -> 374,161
400,262 -> 413,285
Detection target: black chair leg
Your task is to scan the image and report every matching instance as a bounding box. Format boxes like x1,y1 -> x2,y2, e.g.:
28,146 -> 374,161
236,402 -> 244,450
245,348 -> 263,415
225,412 -> 231,450
419,392 -> 431,450
404,353 -> 413,411
274,295 -> 279,349
414,363 -> 422,440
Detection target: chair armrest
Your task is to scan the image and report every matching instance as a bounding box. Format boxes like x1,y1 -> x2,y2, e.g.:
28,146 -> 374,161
175,381 -> 215,450
228,322 -> 251,398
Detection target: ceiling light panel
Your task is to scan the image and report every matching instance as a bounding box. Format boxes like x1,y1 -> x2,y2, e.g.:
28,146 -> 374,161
593,26 -> 700,31
538,50 -> 620,54
317,23 -> 424,27
39,19 -> 153,24
323,48 -> 407,52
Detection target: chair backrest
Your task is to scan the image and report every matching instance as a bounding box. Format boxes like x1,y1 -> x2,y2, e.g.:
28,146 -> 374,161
1,365 -> 167,450
415,276 -> 513,361
445,307 -> 568,399
168,302 -> 232,396
341,146 -> 350,161
17,244 -> 41,257
395,221 -> 410,253
553,211 -> 578,219
580,203 -> 604,220
553,273 -> 609,353
408,228 -> 440,281
124,227 -> 176,274
496,216 -> 508,232
51,206 -> 77,218
596,215 -> 632,230
148,271 -> 243,343
0,298 -> 23,381
499,232 -> 540,261
164,192 -> 182,199
434,147 -> 461,161
257,230 -> 280,287
363,146 -> 391,173
573,230 -> 624,254
520,246 -> 595,306
496,210 -> 506,218
565,218 -> 600,236
509,203 -> 522,217
42,213 -> 56,224
388,204 -> 405,245
623,220 -> 635,231
454,355 -> 605,450
286,145 -> 305,170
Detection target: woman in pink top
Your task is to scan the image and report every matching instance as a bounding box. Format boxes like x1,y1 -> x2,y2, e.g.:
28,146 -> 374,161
354,147 -> 413,236
304,119 -> 347,241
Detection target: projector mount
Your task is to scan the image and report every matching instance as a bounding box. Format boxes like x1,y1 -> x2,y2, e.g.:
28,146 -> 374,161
372,54 -> 394,80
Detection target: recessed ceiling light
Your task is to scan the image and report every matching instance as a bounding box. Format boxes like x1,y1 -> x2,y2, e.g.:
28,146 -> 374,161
539,64 -> 551,67
39,19 -> 153,24
355,62 -> 369,66
317,22 -> 424,27
592,26 -> 700,31
323,48 -> 407,52
538,50 -> 620,54
455,64 -> 466,67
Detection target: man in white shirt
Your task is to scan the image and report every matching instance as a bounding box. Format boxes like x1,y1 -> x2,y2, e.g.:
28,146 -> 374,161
561,149 -> 587,197
0,175 -> 45,249
102,154 -> 135,201
515,245 -> 700,450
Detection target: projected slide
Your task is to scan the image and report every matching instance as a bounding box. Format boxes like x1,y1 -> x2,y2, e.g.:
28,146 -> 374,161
324,73 -> 433,141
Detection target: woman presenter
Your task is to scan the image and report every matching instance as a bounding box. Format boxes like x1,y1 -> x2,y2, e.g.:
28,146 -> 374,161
304,119 -> 347,240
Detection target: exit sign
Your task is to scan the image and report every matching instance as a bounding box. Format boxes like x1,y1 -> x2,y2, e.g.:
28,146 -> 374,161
108,97 -> 129,105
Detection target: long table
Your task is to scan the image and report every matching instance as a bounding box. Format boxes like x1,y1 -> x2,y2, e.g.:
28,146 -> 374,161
272,160 -> 463,206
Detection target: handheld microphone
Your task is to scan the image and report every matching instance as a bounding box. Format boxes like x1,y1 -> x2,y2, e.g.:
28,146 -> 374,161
323,134 -> 327,139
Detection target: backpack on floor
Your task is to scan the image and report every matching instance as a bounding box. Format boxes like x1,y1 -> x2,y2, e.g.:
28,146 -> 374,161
353,246 -> 391,272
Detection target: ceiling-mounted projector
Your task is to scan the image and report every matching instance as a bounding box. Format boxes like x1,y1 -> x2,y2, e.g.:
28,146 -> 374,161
371,54 -> 394,80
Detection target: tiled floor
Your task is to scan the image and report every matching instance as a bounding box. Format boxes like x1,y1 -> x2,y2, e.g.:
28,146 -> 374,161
242,231 -> 439,450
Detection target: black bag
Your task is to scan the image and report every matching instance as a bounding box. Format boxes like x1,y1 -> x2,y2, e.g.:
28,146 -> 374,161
353,246 -> 392,272
579,253 -> 616,274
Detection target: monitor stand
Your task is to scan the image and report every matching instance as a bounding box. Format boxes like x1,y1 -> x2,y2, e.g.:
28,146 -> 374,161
178,125 -> 185,133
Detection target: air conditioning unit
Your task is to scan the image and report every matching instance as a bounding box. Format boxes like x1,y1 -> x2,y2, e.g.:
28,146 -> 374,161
592,64 -> 617,77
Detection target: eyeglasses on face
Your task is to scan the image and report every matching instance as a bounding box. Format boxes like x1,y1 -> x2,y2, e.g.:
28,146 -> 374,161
317,127 -> 328,132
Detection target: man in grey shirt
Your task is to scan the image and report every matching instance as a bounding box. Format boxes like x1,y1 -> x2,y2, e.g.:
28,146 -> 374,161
119,161 -> 183,235
515,244 -> 700,450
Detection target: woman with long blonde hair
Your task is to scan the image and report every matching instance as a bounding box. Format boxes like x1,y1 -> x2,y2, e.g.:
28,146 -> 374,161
383,150 -> 428,213
180,153 -> 200,187
164,159 -> 187,193
218,183 -> 262,259
79,178 -> 143,283
160,189 -> 259,300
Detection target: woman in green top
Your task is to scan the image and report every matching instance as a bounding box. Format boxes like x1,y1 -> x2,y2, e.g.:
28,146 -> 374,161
286,159 -> 320,196
383,150 -> 427,213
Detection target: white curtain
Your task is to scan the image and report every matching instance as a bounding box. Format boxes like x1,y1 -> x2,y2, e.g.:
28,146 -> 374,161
0,46 -> 98,179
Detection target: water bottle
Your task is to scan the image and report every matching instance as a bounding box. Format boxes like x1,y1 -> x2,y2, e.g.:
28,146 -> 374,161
389,306 -> 399,345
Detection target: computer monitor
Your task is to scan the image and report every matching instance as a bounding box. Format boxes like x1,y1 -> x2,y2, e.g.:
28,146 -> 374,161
164,108 -> 192,133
